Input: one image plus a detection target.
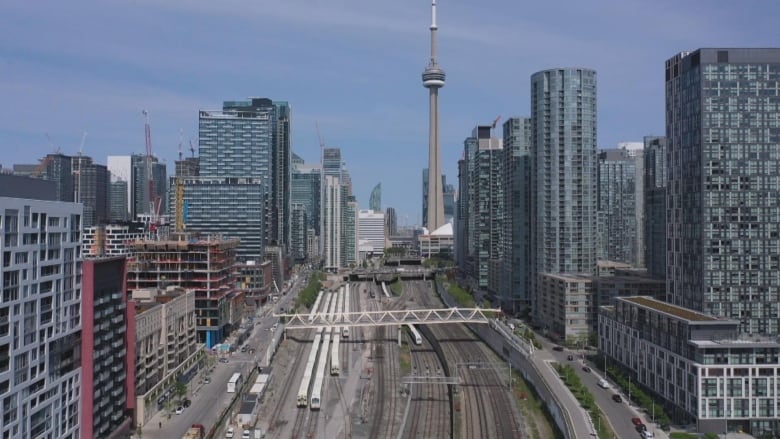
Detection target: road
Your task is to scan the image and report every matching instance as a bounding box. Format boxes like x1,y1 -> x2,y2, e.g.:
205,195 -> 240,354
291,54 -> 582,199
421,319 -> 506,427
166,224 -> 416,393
537,336 -> 669,439
139,272 -> 305,439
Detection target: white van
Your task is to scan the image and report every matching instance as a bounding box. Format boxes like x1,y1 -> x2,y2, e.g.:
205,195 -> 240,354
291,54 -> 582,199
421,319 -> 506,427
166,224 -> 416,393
226,427 -> 234,438
598,379 -> 610,389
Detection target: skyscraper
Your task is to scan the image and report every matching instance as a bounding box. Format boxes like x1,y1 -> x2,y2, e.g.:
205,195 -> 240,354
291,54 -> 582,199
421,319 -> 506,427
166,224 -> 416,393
422,0 -> 446,232
291,159 -> 321,244
385,207 -> 398,236
596,148 -> 638,265
502,117 -> 533,314
457,125 -> 503,291
323,175 -> 342,271
72,154 -> 110,228
369,182 -> 381,212
109,179 -> 129,222
643,136 -> 667,279
666,48 -> 780,335
531,68 -> 598,315
198,98 -> 290,249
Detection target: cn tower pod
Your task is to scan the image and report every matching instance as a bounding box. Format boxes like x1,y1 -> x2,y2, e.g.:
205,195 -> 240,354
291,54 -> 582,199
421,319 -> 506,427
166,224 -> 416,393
422,66 -> 446,88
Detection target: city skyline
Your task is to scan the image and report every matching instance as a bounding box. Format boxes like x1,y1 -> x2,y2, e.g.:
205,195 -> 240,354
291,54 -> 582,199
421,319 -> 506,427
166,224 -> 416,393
2,1 -> 778,223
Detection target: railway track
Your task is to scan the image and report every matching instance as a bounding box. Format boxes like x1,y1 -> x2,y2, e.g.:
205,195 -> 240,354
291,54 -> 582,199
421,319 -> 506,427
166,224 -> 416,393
367,281 -> 405,438
406,336 -> 449,438
416,280 -> 521,438
266,335 -> 308,437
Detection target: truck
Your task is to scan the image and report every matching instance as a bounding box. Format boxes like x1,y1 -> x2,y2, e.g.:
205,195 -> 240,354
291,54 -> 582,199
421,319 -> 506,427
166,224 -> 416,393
182,424 -> 205,439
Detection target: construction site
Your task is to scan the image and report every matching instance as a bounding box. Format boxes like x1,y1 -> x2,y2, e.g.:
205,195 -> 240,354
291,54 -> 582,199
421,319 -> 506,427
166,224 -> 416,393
126,233 -> 242,347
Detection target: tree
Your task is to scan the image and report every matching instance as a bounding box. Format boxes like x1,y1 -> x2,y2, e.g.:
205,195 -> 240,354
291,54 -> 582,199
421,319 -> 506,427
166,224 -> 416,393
174,381 -> 187,402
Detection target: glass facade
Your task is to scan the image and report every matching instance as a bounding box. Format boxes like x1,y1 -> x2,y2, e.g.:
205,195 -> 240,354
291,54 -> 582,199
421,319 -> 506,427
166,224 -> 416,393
597,149 -> 638,265
643,136 -> 667,279
178,177 -> 265,259
666,49 -> 780,335
198,98 -> 290,250
502,117 -> 533,312
531,68 -> 598,315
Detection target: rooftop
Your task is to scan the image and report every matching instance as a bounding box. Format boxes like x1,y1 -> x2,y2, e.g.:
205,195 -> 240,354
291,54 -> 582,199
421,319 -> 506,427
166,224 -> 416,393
621,296 -> 721,322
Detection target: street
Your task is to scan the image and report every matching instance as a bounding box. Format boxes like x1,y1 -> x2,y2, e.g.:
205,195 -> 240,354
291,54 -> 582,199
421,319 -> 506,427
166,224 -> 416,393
138,272 -> 305,439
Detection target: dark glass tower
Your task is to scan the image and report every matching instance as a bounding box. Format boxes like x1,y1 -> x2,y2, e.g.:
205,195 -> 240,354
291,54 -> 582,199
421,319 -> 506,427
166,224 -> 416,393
666,48 -> 780,335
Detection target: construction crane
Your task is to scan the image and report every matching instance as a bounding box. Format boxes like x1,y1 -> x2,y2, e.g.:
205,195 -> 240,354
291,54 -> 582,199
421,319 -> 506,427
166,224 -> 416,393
174,130 -> 185,233
142,110 -> 161,232
73,131 -> 87,202
491,114 -> 502,137
189,139 -> 196,158
32,134 -> 62,177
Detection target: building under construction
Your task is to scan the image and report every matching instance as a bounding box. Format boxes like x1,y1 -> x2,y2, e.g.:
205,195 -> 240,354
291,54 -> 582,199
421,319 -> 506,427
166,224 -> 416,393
126,233 -> 240,348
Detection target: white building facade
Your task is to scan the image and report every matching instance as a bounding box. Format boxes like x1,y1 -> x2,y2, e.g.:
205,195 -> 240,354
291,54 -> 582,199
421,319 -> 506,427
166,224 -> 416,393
358,210 -> 385,256
599,296 -> 780,436
0,196 -> 83,439
322,175 -> 342,271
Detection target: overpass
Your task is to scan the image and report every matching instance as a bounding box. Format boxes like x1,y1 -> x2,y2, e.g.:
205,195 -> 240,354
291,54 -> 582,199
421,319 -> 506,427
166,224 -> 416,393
275,307 -> 500,330
347,267 -> 434,282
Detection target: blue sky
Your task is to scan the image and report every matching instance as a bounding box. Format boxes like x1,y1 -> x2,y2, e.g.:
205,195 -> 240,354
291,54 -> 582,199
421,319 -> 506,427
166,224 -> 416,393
1,1 -> 778,225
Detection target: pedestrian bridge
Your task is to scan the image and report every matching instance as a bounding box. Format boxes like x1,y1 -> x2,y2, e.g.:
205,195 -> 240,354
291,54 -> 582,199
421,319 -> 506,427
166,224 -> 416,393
275,308 -> 500,329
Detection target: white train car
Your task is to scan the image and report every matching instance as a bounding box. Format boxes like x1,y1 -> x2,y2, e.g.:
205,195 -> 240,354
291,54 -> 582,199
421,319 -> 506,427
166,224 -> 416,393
308,290 -> 325,324
406,324 -> 423,345
296,327 -> 323,407
342,284 -> 351,338
335,287 -> 344,330
381,282 -> 391,297
330,333 -> 341,375
311,327 -> 332,410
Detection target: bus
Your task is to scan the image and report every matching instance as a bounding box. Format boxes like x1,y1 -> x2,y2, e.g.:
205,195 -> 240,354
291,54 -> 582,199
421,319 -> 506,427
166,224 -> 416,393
227,372 -> 243,393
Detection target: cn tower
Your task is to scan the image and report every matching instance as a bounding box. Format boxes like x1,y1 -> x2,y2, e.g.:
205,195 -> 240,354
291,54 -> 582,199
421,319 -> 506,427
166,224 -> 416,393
423,0 -> 446,232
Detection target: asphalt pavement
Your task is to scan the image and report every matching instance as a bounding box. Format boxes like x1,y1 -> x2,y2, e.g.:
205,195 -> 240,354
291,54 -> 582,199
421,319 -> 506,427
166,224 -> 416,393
537,337 -> 669,439
138,273 -> 304,439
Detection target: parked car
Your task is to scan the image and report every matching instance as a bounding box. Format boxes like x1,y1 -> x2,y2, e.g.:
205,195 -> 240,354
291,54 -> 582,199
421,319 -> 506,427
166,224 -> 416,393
641,430 -> 654,439
636,424 -> 647,433
567,354 -> 574,361
175,406 -> 184,415
598,379 -> 610,389
631,417 -> 643,426
225,427 -> 234,438
219,358 -> 229,363
553,346 -> 564,351
611,394 -> 622,403
183,398 -> 191,408
204,377 -> 211,384
582,366 -> 591,373
241,430 -> 251,439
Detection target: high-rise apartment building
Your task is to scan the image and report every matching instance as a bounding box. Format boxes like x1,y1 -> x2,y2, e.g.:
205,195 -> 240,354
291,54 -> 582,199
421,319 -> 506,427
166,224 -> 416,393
72,155 -> 110,227
457,126 -> 504,291
596,148 -> 638,265
290,204 -> 308,261
197,98 -> 290,251
531,68 -> 598,315
291,160 -> 321,240
175,157 -> 200,178
323,175 -> 342,271
40,153 -> 74,202
0,176 -> 83,439
342,196 -> 358,267
502,117 -> 533,313
385,207 -> 398,236
666,48 -> 780,335
110,180 -> 129,222
643,136 -> 667,279
81,256 -> 133,438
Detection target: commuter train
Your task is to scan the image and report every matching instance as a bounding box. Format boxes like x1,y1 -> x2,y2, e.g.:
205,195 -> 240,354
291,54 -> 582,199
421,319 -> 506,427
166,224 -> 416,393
296,327 -> 323,407
406,324 -> 423,346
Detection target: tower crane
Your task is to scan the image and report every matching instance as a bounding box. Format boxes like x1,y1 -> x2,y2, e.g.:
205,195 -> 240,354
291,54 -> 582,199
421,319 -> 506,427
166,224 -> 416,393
491,114 -> 502,137
32,134 -> 62,177
73,131 -> 87,202
142,109 -> 161,232
174,130 -> 185,233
